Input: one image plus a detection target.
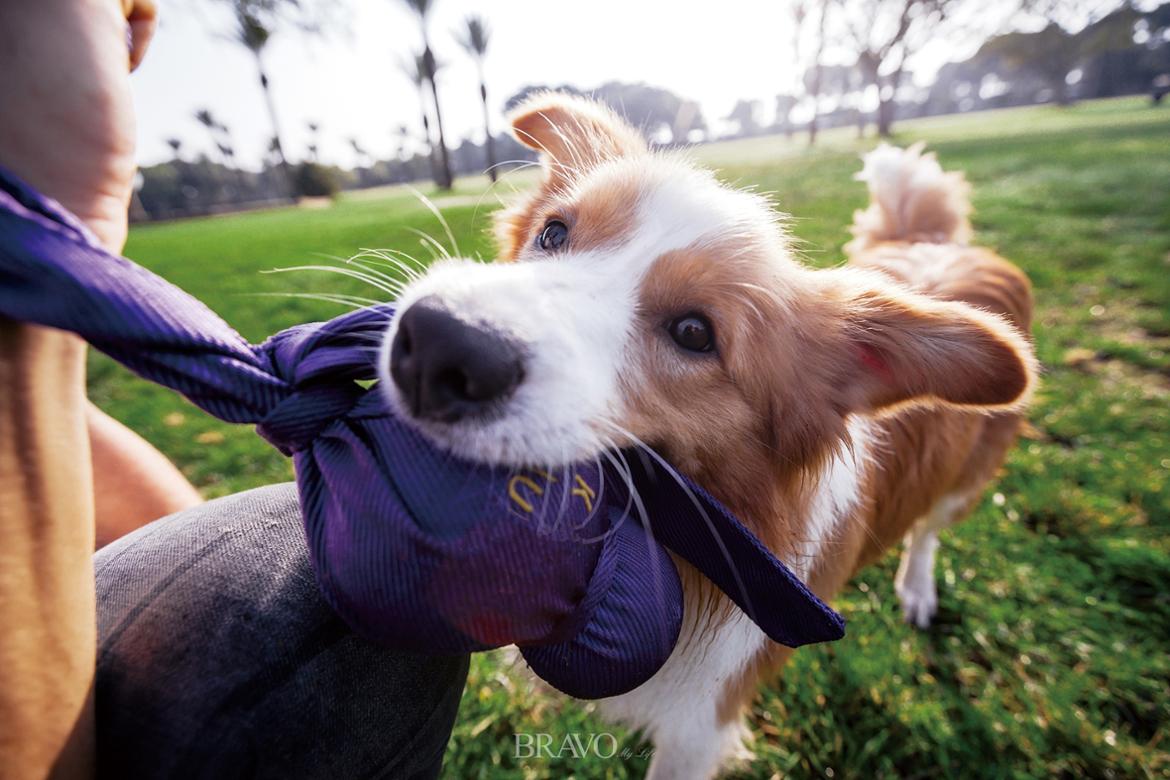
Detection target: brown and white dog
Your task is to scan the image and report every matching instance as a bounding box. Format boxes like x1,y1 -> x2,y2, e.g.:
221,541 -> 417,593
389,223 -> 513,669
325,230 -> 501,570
379,94 -> 1036,779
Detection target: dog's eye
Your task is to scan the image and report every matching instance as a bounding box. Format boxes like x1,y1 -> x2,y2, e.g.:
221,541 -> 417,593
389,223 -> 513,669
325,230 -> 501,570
537,220 -> 569,251
668,315 -> 715,353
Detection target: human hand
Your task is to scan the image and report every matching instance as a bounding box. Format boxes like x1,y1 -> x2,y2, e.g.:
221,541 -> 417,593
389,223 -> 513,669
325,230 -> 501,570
0,0 -> 157,251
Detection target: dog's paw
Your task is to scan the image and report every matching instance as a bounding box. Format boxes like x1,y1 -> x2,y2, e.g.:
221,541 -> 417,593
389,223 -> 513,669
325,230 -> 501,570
896,574 -> 938,629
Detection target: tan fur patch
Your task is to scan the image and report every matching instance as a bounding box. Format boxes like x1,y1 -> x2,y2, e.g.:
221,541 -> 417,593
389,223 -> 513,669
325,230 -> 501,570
496,93 -> 648,260
621,243 -> 841,562
711,241 -> 1034,730
496,171 -> 645,261
615,232 -> 1035,733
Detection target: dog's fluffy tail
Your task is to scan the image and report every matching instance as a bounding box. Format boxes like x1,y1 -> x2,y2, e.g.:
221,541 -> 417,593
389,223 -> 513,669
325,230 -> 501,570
846,143 -> 972,253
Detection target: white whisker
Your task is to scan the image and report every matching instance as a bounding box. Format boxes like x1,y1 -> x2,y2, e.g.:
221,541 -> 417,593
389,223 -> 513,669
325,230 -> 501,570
260,265 -> 401,298
241,291 -> 384,310
406,185 -> 460,257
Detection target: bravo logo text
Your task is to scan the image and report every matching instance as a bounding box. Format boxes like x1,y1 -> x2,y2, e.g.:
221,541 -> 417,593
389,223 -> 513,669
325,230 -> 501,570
513,732 -> 618,760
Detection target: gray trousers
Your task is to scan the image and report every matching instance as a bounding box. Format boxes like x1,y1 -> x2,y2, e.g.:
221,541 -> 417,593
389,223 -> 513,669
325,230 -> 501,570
95,483 -> 469,779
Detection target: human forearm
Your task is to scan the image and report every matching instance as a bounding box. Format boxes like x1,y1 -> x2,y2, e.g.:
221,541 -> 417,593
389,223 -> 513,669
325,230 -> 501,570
0,323 -> 96,778
0,0 -> 155,770
0,0 -> 174,771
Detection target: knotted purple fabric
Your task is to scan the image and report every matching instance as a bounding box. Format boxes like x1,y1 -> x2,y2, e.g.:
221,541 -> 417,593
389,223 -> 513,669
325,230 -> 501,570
0,166 -> 843,699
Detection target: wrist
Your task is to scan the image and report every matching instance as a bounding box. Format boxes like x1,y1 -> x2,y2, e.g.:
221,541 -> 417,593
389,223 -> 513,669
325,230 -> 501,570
0,0 -> 138,254
0,158 -> 132,253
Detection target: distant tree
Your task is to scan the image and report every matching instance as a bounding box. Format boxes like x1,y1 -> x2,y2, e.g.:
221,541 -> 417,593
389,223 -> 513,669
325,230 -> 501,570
789,0 -> 810,127
264,135 -> 284,168
837,0 -> 960,136
921,58 -> 987,114
819,62 -> 867,136
982,27 -> 1080,104
503,82 -> 706,144
194,109 -> 243,181
400,0 -> 453,189
1134,4 -> 1170,88
218,120 -> 239,169
194,108 -> 216,129
307,120 -> 322,162
294,161 -> 340,198
456,15 -> 497,182
194,108 -> 223,162
787,0 -> 829,144
226,4 -> 287,188
166,137 -> 183,160
773,94 -> 799,137
669,98 -> 707,143
724,99 -> 762,137
349,138 -> 366,159
400,51 -> 440,186
394,123 -> 410,161
349,137 -> 372,180
985,0 -> 1131,105
137,157 -> 247,218
211,1 -> 337,195
593,82 -> 706,142
806,0 -> 830,144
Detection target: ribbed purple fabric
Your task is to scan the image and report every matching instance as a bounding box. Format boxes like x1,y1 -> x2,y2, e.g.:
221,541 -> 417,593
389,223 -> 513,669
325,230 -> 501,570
0,166 -> 843,699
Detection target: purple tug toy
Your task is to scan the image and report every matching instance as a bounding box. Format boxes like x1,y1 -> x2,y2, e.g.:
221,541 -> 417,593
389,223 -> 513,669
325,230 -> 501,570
0,166 -> 843,699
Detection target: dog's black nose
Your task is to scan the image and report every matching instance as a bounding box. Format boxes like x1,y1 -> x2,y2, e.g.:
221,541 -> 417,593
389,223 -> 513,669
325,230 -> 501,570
390,296 -> 524,423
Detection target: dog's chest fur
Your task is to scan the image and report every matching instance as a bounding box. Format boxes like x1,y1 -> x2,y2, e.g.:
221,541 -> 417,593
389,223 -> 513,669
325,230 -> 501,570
594,422 -> 872,774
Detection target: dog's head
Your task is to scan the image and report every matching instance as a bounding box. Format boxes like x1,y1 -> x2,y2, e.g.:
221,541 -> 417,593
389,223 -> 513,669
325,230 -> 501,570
379,94 -> 1034,495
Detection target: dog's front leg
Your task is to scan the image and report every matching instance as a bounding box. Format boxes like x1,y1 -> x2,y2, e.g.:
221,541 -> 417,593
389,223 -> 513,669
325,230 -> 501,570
642,717 -> 750,780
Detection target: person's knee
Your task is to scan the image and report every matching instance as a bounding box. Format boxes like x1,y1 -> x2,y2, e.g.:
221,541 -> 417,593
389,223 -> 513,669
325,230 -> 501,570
95,485 -> 469,779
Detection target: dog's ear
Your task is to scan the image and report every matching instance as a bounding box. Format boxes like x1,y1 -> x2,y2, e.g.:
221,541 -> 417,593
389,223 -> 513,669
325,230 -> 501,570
507,92 -> 647,189
825,275 -> 1036,415
494,93 -> 647,260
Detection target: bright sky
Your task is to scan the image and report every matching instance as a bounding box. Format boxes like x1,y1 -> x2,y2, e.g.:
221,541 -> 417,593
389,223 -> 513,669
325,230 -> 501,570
131,0 -> 995,170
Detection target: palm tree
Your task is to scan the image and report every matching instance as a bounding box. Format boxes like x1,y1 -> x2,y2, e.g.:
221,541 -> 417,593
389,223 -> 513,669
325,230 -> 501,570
348,137 -> 371,185
456,15 -> 496,182
217,143 -> 238,167
216,119 -> 239,169
394,123 -> 410,161
349,138 -> 370,165
307,121 -> 321,162
194,108 -> 223,161
230,4 -> 293,196
806,0 -> 830,146
400,0 -> 452,189
399,51 -> 440,186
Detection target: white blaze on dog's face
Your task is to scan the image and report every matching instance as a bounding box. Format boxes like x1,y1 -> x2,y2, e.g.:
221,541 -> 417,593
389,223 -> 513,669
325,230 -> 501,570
379,94 -> 1035,485
379,94 -> 793,468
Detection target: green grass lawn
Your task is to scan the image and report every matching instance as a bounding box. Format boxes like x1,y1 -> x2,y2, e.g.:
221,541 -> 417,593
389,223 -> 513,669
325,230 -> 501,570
107,97 -> 1170,778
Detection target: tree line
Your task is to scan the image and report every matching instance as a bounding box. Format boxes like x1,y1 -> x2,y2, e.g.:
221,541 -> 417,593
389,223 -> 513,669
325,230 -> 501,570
135,0 -> 1169,221
747,0 -> 1169,143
